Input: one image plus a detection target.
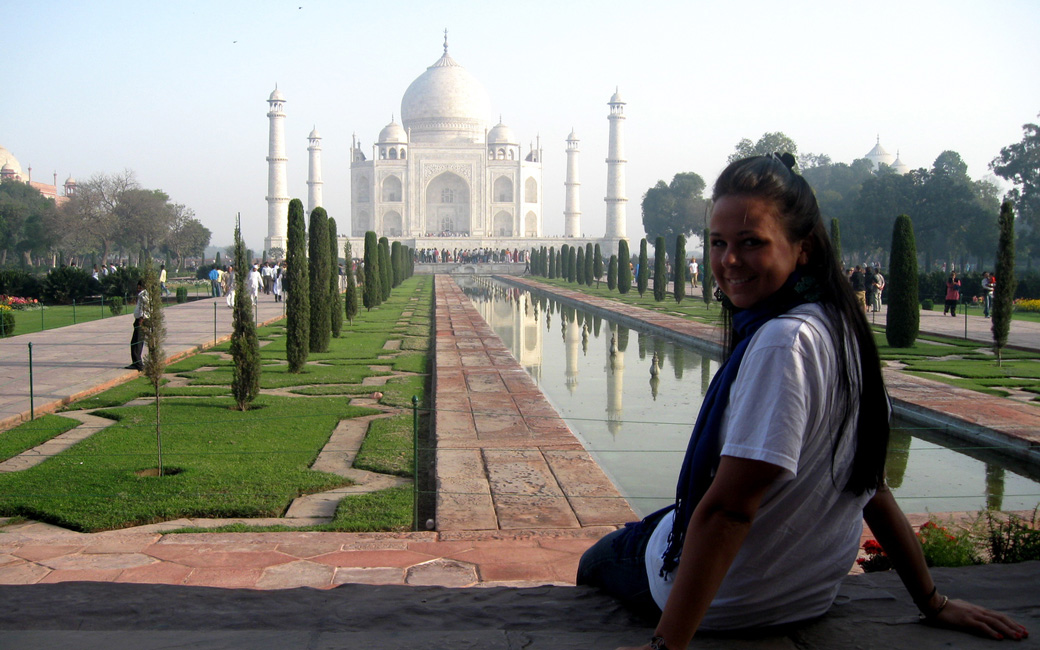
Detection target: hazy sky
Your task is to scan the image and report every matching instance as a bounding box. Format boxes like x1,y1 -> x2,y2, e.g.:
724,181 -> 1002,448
4,0 -> 1039,249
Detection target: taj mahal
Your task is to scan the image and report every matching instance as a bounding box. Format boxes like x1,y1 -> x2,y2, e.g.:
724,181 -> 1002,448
263,33 -> 628,257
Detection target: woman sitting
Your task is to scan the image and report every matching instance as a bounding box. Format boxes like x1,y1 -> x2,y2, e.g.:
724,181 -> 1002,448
577,154 -> 1027,649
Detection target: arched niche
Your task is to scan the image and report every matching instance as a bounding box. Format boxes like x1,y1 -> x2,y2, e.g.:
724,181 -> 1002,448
493,176 -> 513,203
493,210 -> 513,237
525,177 -> 538,203
425,171 -> 470,235
383,210 -> 403,237
382,175 -> 402,202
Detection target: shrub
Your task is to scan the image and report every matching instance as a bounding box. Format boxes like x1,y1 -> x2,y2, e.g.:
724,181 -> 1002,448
575,245 -> 585,285
993,201 -> 1017,363
286,198 -> 310,373
653,236 -> 667,301
637,239 -> 649,296
857,538 -> 892,572
922,299 -> 934,311
917,521 -> 981,567
0,270 -> 42,300
107,296 -> 125,315
674,234 -> 686,304
308,207 -> 331,354
175,286 -> 188,304
985,509 -> 1040,564
886,214 -> 919,347
617,240 -> 632,293
607,254 -> 618,291
328,216 -> 343,339
0,305 -> 14,337
42,266 -> 99,304
101,267 -> 142,301
363,231 -> 381,310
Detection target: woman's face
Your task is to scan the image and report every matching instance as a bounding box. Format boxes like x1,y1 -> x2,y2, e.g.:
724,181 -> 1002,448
709,195 -> 809,309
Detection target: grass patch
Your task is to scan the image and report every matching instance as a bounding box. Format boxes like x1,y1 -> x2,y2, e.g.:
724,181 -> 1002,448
354,414 -> 413,477
0,415 -> 80,462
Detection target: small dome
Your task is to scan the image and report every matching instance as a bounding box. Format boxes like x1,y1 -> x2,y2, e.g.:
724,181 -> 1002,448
1,163 -> 13,173
269,87 -> 285,102
609,88 -> 624,104
0,145 -> 23,177
378,120 -> 407,144
567,128 -> 579,141
65,175 -> 77,185
891,151 -> 910,175
487,120 -> 517,145
308,127 -> 321,139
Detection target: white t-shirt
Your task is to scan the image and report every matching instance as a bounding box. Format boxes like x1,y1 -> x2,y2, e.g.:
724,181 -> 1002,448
645,303 -> 873,630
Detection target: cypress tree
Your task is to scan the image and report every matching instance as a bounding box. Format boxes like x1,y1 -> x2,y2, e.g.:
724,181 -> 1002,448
585,243 -> 594,286
576,246 -> 585,285
653,236 -> 667,301
328,217 -> 343,338
548,247 -> 556,279
617,240 -> 632,294
561,244 -> 570,279
230,217 -> 260,409
830,218 -> 842,267
674,234 -> 686,304
286,199 -> 309,372
593,244 -> 603,286
608,254 -> 618,290
378,237 -> 392,301
141,255 -> 167,474
993,200 -> 1017,365
344,240 -> 358,325
701,227 -> 713,308
886,214 -> 920,348
637,238 -> 649,296
391,241 -> 403,288
363,231 -> 381,310
540,246 -> 548,276
568,246 -> 577,283
308,207 -> 331,353
215,251 -> 222,268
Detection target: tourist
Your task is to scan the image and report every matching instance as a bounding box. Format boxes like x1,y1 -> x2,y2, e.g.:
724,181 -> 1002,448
944,271 -> 961,317
126,280 -> 148,371
577,154 -> 1028,649
208,265 -> 222,297
247,264 -> 262,303
688,258 -> 698,288
850,264 -> 866,311
982,271 -> 995,318
159,264 -> 170,296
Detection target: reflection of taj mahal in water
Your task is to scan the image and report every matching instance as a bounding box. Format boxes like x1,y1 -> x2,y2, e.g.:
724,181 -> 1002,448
264,33 -> 628,255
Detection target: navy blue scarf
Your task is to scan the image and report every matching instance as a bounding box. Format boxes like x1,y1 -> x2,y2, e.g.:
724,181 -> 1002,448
659,273 -> 808,575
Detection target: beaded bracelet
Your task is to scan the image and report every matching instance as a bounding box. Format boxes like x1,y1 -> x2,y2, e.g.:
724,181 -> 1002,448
919,594 -> 950,621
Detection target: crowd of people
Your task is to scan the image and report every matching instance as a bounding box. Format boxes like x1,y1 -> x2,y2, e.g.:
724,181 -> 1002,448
415,247 -> 528,265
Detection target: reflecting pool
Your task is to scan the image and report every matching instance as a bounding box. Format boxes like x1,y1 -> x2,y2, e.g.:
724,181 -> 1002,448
460,277 -> 1040,517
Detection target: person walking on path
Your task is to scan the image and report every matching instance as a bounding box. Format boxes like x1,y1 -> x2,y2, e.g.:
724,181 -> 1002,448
577,154 -> 1028,650
208,266 -> 222,297
127,280 -> 148,371
982,271 -> 995,318
688,258 -> 699,288
944,272 -> 962,317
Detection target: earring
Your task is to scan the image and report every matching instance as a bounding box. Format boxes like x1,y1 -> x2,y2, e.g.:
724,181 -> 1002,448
713,286 -> 724,301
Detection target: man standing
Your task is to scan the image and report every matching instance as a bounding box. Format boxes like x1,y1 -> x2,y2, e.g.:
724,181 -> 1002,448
982,271 -> 995,318
159,264 -> 170,296
850,265 -> 867,312
208,265 -> 222,297
688,258 -> 699,288
127,280 -> 148,371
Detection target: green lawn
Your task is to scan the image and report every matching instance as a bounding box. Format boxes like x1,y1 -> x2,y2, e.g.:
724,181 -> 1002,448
0,276 -> 433,532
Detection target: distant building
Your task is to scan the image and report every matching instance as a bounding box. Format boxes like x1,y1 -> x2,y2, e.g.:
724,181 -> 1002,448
864,136 -> 910,174
0,144 -> 76,205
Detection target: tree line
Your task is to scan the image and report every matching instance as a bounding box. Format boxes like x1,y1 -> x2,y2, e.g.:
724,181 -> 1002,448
0,170 -> 211,270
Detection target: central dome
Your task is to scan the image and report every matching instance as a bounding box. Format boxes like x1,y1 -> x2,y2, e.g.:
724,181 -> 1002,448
400,48 -> 492,144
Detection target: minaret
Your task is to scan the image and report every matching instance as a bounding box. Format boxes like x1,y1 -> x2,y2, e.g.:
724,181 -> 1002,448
564,129 -> 581,238
265,86 -> 289,252
307,127 -> 323,215
604,88 -> 627,240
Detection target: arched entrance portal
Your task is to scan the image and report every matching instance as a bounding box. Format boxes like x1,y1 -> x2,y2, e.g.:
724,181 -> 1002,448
425,172 -> 470,235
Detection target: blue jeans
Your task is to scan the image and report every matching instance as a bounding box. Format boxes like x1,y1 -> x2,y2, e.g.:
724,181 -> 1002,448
984,294 -> 993,317
577,523 -> 662,620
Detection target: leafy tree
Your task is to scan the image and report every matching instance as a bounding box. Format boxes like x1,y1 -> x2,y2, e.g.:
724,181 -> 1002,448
363,231 -> 381,310
886,215 -> 920,347
993,201 -> 1017,365
830,218 -> 842,265
141,257 -> 168,473
607,254 -> 618,290
328,217 -> 343,338
617,240 -> 632,293
593,244 -> 603,286
641,172 -> 708,255
378,237 -> 392,301
653,236 -> 667,301
728,132 -> 799,163
0,178 -> 61,266
285,198 -> 309,372
59,171 -> 136,266
114,188 -> 176,254
575,245 -> 585,285
585,243 -> 594,287
344,241 -> 358,325
674,234 -> 686,304
637,238 -> 649,296
308,207 -> 331,353
230,218 -> 260,410
163,207 -> 210,273
991,115 -> 1040,263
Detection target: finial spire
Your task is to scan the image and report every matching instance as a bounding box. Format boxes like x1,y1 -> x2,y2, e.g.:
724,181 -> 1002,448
443,28 -> 448,55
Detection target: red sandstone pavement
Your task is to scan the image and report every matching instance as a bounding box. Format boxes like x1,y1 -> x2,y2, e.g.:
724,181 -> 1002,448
0,275 -> 1037,593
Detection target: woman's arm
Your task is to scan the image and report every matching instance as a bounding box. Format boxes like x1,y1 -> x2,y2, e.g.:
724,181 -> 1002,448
863,486 -> 1028,641
618,456 -> 783,650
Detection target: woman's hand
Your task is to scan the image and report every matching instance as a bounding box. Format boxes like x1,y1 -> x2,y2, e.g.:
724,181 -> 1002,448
931,598 -> 1029,641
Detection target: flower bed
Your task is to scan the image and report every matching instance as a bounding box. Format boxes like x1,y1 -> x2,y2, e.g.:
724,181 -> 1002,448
0,295 -> 40,310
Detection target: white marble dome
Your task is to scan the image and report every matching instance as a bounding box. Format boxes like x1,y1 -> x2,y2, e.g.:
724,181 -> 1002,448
487,120 -> 517,145
865,137 -> 895,170
308,127 -> 321,139
269,87 -> 285,102
379,120 -> 407,144
401,49 -> 492,143
0,145 -> 23,177
891,151 -> 910,175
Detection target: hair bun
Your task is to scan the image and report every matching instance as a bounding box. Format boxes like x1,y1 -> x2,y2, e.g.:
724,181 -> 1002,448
778,152 -> 797,170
